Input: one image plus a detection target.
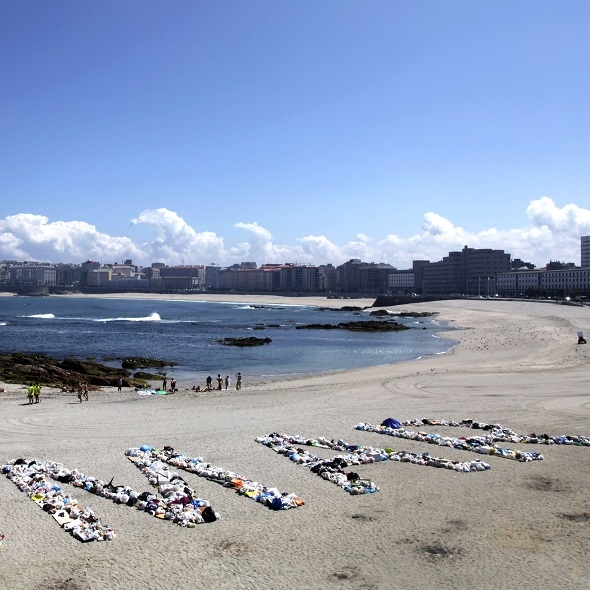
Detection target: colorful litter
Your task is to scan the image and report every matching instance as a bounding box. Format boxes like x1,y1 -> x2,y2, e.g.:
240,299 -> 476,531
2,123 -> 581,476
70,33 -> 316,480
398,417 -> 590,446
2,452 -> 220,542
355,417 -> 590,461
256,433 -> 491,496
126,445 -> 304,510
3,459 -> 116,542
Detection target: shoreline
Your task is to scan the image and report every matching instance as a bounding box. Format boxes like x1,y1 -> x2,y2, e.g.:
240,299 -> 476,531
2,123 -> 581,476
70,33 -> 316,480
2,290 -> 377,308
1,292 -> 453,389
2,299 -> 590,589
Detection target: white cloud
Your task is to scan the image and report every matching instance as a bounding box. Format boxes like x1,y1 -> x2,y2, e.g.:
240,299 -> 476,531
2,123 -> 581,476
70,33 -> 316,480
131,208 -> 224,264
0,197 -> 588,269
0,214 -> 144,263
526,196 -> 590,234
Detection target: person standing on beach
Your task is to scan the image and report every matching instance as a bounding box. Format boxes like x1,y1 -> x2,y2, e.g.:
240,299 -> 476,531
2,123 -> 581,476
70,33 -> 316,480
162,376 -> 167,391
224,375 -> 230,390
117,378 -> 123,392
236,372 -> 242,391
83,383 -> 89,401
206,375 -> 212,391
77,382 -> 83,403
217,374 -> 223,391
170,377 -> 177,393
27,384 -> 35,405
34,384 -> 40,404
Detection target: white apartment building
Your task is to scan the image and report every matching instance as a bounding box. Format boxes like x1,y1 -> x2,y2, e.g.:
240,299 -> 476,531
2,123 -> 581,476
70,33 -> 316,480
540,268 -> 590,292
388,271 -> 415,294
497,268 -> 590,296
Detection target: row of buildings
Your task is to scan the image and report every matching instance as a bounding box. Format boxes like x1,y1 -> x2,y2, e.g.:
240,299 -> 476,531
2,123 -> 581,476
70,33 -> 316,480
3,237 -> 590,297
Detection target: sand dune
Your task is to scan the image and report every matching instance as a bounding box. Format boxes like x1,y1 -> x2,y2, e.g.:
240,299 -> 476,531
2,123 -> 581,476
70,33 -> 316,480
1,298 -> 590,590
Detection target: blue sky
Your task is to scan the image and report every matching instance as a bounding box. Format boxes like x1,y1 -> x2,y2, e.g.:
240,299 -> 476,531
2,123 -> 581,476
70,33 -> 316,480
1,1 -> 590,268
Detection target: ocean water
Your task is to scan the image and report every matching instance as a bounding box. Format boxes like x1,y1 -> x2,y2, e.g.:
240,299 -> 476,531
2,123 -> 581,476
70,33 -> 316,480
0,296 -> 457,384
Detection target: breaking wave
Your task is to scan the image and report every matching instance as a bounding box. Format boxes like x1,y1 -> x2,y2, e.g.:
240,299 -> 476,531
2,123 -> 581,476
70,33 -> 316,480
26,313 -> 55,319
98,312 -> 162,323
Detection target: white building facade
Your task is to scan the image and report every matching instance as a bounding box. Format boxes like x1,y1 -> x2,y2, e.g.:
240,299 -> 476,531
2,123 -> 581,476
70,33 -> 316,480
388,271 -> 415,294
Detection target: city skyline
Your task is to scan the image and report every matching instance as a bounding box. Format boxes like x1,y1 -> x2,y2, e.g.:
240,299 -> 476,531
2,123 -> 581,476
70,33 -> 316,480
2,2 -> 589,268
0,197 -> 589,269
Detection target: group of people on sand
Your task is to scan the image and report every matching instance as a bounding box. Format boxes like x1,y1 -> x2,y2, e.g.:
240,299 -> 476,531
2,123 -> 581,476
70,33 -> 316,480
27,384 -> 41,405
60,383 -> 89,402
161,375 -> 177,393
77,382 -> 89,403
192,371 -> 242,393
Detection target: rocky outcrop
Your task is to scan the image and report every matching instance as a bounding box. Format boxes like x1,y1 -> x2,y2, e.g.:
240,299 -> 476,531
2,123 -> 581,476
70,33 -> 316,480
0,353 -> 147,388
369,309 -> 391,317
121,356 -> 177,369
296,320 -> 410,332
369,309 -> 438,318
217,337 -> 272,346
133,371 -> 163,380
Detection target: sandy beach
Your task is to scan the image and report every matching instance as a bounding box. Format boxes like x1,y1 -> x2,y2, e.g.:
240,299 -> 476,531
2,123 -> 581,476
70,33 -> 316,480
1,296 -> 590,590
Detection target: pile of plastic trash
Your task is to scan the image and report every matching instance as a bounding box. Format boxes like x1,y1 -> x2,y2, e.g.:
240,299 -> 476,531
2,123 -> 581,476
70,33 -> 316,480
3,451 -> 221,542
126,445 -> 304,510
256,433 -> 490,495
399,417 -> 590,446
356,419 -> 546,461
2,458 -> 115,542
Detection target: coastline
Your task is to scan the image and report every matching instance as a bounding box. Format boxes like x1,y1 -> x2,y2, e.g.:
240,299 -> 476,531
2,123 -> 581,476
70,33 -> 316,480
2,298 -> 590,589
1,290 -> 377,309
79,291 -> 379,310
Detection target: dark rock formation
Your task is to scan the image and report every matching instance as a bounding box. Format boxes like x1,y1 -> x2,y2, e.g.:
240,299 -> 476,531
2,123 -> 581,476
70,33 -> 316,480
369,309 -> 437,318
0,353 -> 146,388
121,356 -> 177,369
217,337 -> 272,346
296,320 -> 410,332
133,371 -> 163,380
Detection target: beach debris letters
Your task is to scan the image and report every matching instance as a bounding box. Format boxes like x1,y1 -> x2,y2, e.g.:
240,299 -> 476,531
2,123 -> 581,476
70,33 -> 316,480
126,445 -> 304,511
357,417 -> 590,461
3,445 -> 303,543
6,417 -> 576,544
255,433 -> 491,495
